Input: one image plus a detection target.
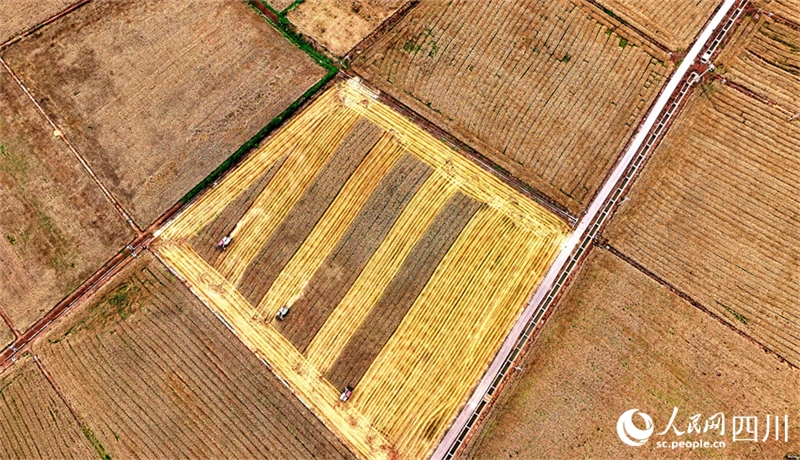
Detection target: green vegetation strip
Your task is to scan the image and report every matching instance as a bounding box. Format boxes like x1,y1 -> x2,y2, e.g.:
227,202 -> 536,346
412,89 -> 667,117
81,425 -> 111,460
180,1 -> 337,205
282,0 -> 306,15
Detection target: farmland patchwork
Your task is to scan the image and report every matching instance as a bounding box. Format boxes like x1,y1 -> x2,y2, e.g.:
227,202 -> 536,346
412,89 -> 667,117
154,80 -> 568,459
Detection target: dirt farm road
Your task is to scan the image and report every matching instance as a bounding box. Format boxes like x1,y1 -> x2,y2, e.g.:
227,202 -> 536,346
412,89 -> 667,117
432,0 -> 743,458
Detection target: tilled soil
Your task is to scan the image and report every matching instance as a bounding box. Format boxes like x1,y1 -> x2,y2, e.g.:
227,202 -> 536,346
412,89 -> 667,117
605,83 -> 800,367
590,0 -> 721,51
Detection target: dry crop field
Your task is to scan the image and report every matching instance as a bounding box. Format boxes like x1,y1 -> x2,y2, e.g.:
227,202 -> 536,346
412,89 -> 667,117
715,13 -> 800,110
352,0 -> 674,215
466,248 -> 800,458
155,79 -> 568,459
37,252 -> 354,459
754,0 -> 800,24
0,0 -> 327,227
0,355 -> 97,459
265,0 -> 296,12
0,66 -> 132,333
604,12 -> 800,367
0,323 -> 11,350
0,0 -> 76,44
592,0 -> 722,51
287,0 -> 409,55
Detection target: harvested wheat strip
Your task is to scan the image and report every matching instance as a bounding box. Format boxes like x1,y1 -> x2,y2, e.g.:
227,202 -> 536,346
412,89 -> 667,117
159,88 -> 345,241
305,173 -> 457,373
255,133 -> 406,318
351,207 -> 509,415
155,241 -> 393,460
216,107 -> 361,283
352,208 -> 564,458
340,80 -> 567,235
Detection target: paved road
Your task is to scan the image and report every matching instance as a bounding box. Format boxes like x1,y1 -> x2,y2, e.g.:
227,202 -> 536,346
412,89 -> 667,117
431,1 -> 739,458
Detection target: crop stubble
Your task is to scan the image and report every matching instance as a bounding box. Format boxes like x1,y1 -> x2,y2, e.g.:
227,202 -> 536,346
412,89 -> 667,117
38,253 -> 355,459
215,105 -> 361,283
0,323 -> 11,349
716,14 -> 800,110
466,248 -> 800,458
754,0 -> 800,25
0,355 -> 96,459
274,154 -> 431,352
287,0 -> 408,55
0,67 -> 132,332
591,0 -> 722,51
1,0 -> 327,226
303,172 -> 459,372
353,0 -> 672,215
237,118 -> 384,305
155,80 -> 567,459
605,81 -> 800,366
190,155 -> 288,267
326,192 -> 482,391
0,0 -> 76,44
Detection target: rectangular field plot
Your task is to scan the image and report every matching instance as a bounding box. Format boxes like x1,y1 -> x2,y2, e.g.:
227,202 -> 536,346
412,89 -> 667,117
0,0 -> 75,44
0,0 -> 327,227
287,0 -> 408,55
716,13 -> 800,110
593,0 -> 722,51
0,322 -> 11,350
605,81 -> 800,367
0,67 -> 132,332
0,356 -> 96,459
155,79 -> 568,459
352,0 -> 673,216
754,0 -> 800,25
38,253 -> 355,459
466,248 -> 800,458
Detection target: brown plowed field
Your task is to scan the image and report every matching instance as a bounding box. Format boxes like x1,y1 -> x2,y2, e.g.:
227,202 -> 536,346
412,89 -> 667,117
327,192 -> 481,390
155,80 -> 568,459
466,248 -> 800,458
605,79 -> 800,366
0,355 -> 96,459
716,14 -> 800,109
1,0 -> 326,227
238,118 -> 385,305
275,153 -> 431,352
754,0 -> 800,24
593,0 -> 722,51
353,0 -> 672,215
38,253 -> 355,459
0,67 -> 132,332
287,0 -> 408,55
0,0 -> 76,44
0,323 -> 11,350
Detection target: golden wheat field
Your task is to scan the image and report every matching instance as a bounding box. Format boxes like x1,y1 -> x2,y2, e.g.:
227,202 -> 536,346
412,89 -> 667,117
154,79 -> 568,459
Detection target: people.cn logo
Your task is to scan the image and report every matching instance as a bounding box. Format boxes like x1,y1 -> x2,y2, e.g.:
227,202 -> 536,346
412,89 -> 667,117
617,409 -> 654,446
